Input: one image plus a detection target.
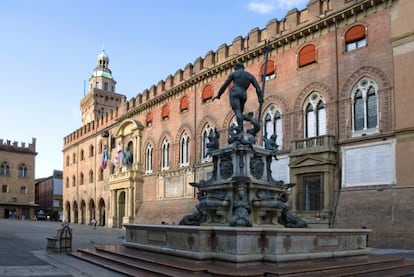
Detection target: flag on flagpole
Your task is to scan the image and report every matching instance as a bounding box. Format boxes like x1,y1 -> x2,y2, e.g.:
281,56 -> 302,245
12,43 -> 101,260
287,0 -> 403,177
101,147 -> 108,169
114,143 -> 124,166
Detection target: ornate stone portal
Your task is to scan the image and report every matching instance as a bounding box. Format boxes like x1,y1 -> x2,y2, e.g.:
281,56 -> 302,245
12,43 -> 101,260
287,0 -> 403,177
179,127 -> 306,228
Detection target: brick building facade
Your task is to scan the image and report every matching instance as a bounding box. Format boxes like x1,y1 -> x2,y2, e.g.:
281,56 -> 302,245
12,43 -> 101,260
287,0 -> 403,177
63,0 -> 414,248
0,138 -> 37,219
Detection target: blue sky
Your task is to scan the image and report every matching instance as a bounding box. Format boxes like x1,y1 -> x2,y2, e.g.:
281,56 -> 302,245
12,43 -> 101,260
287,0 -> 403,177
0,0 -> 307,178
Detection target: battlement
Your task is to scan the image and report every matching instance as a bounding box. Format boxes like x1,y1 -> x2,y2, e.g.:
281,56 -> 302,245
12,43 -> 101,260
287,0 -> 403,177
64,0 -> 379,148
0,137 -> 36,153
120,0 -> 361,113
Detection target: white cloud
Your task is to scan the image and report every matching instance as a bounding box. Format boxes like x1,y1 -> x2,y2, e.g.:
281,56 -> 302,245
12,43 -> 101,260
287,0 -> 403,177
246,0 -> 308,15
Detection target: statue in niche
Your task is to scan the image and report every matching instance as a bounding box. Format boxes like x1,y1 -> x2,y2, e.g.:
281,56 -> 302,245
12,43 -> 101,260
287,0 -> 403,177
230,185 -> 252,227
213,62 -> 263,135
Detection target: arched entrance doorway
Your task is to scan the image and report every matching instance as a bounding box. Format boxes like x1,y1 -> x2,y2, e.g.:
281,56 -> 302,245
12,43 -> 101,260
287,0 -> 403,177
80,200 -> 86,224
118,191 -> 126,228
65,201 -> 71,222
98,198 -> 106,226
73,201 -> 79,223
89,199 -> 96,224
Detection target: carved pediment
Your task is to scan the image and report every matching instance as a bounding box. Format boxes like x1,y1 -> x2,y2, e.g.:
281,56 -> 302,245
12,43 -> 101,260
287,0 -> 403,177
289,155 -> 331,168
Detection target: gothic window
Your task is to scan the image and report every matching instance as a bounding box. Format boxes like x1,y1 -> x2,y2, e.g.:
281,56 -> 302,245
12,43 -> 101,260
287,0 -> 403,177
180,96 -> 189,112
304,92 -> 326,138
162,105 -> 169,120
89,170 -> 94,183
296,173 -> 324,211
0,162 -> 10,176
98,167 -> 103,181
298,44 -> 317,67
98,140 -> 103,154
145,144 -> 153,173
18,164 -> 28,177
80,172 -> 84,185
72,175 -> 76,187
352,77 -> 378,136
180,132 -> 190,167
263,105 -> 283,148
261,59 -> 276,81
345,24 -> 366,52
201,124 -> 213,163
161,138 -> 170,170
202,84 -> 213,103
80,149 -> 84,161
146,112 -> 153,127
89,145 -> 94,157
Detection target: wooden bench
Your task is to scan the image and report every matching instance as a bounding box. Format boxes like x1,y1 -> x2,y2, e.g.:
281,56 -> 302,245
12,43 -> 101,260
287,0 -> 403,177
46,225 -> 72,252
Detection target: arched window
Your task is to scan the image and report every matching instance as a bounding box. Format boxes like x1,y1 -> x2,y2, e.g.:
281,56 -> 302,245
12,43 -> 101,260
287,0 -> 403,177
352,77 -> 378,135
89,170 -> 94,183
201,124 -> 213,162
89,145 -> 94,157
261,60 -> 276,80
66,156 -> 69,166
18,164 -> 28,177
72,153 -> 76,164
345,24 -> 366,52
180,96 -> 189,112
98,167 -> 103,181
80,172 -> 84,185
146,112 -> 153,127
72,175 -> 76,187
98,140 -> 103,154
161,138 -> 170,170
162,105 -> 169,120
180,132 -> 190,166
298,44 -> 317,67
80,149 -> 84,161
145,144 -> 153,173
1,162 -> 10,176
304,92 -> 326,138
66,177 -> 69,188
202,84 -> 213,102
263,105 -> 283,148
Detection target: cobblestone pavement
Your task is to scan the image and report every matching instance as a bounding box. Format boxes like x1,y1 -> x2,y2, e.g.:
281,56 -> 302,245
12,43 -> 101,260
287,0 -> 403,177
0,218 -> 125,276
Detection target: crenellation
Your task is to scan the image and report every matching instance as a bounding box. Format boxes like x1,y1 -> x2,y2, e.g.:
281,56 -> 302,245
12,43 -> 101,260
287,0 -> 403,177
193,57 -> 203,74
173,69 -> 183,84
204,50 -> 215,68
285,9 -> 301,31
157,80 -> 165,94
150,85 -> 157,97
183,63 -> 193,79
217,43 -> 229,62
249,27 -> 263,50
0,137 -> 37,153
165,75 -> 173,91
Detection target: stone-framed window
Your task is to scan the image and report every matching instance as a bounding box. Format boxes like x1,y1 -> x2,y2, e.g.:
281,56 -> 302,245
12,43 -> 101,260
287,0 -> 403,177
180,132 -> 190,167
304,92 -> 326,138
161,138 -> 170,170
345,24 -> 367,52
145,144 -> 153,174
263,104 -> 283,148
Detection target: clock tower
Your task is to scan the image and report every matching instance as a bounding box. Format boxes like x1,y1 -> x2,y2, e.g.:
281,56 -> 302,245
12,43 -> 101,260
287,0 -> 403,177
80,49 -> 125,125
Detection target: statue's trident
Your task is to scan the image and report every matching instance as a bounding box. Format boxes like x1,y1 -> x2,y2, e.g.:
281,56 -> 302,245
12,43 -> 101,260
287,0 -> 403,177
257,40 -> 272,126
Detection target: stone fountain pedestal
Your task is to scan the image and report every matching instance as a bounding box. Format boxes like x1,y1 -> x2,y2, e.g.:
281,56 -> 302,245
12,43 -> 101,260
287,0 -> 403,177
123,224 -> 369,265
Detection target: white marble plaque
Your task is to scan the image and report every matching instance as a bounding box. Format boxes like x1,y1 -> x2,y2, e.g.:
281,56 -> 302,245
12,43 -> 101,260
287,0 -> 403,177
342,140 -> 395,187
